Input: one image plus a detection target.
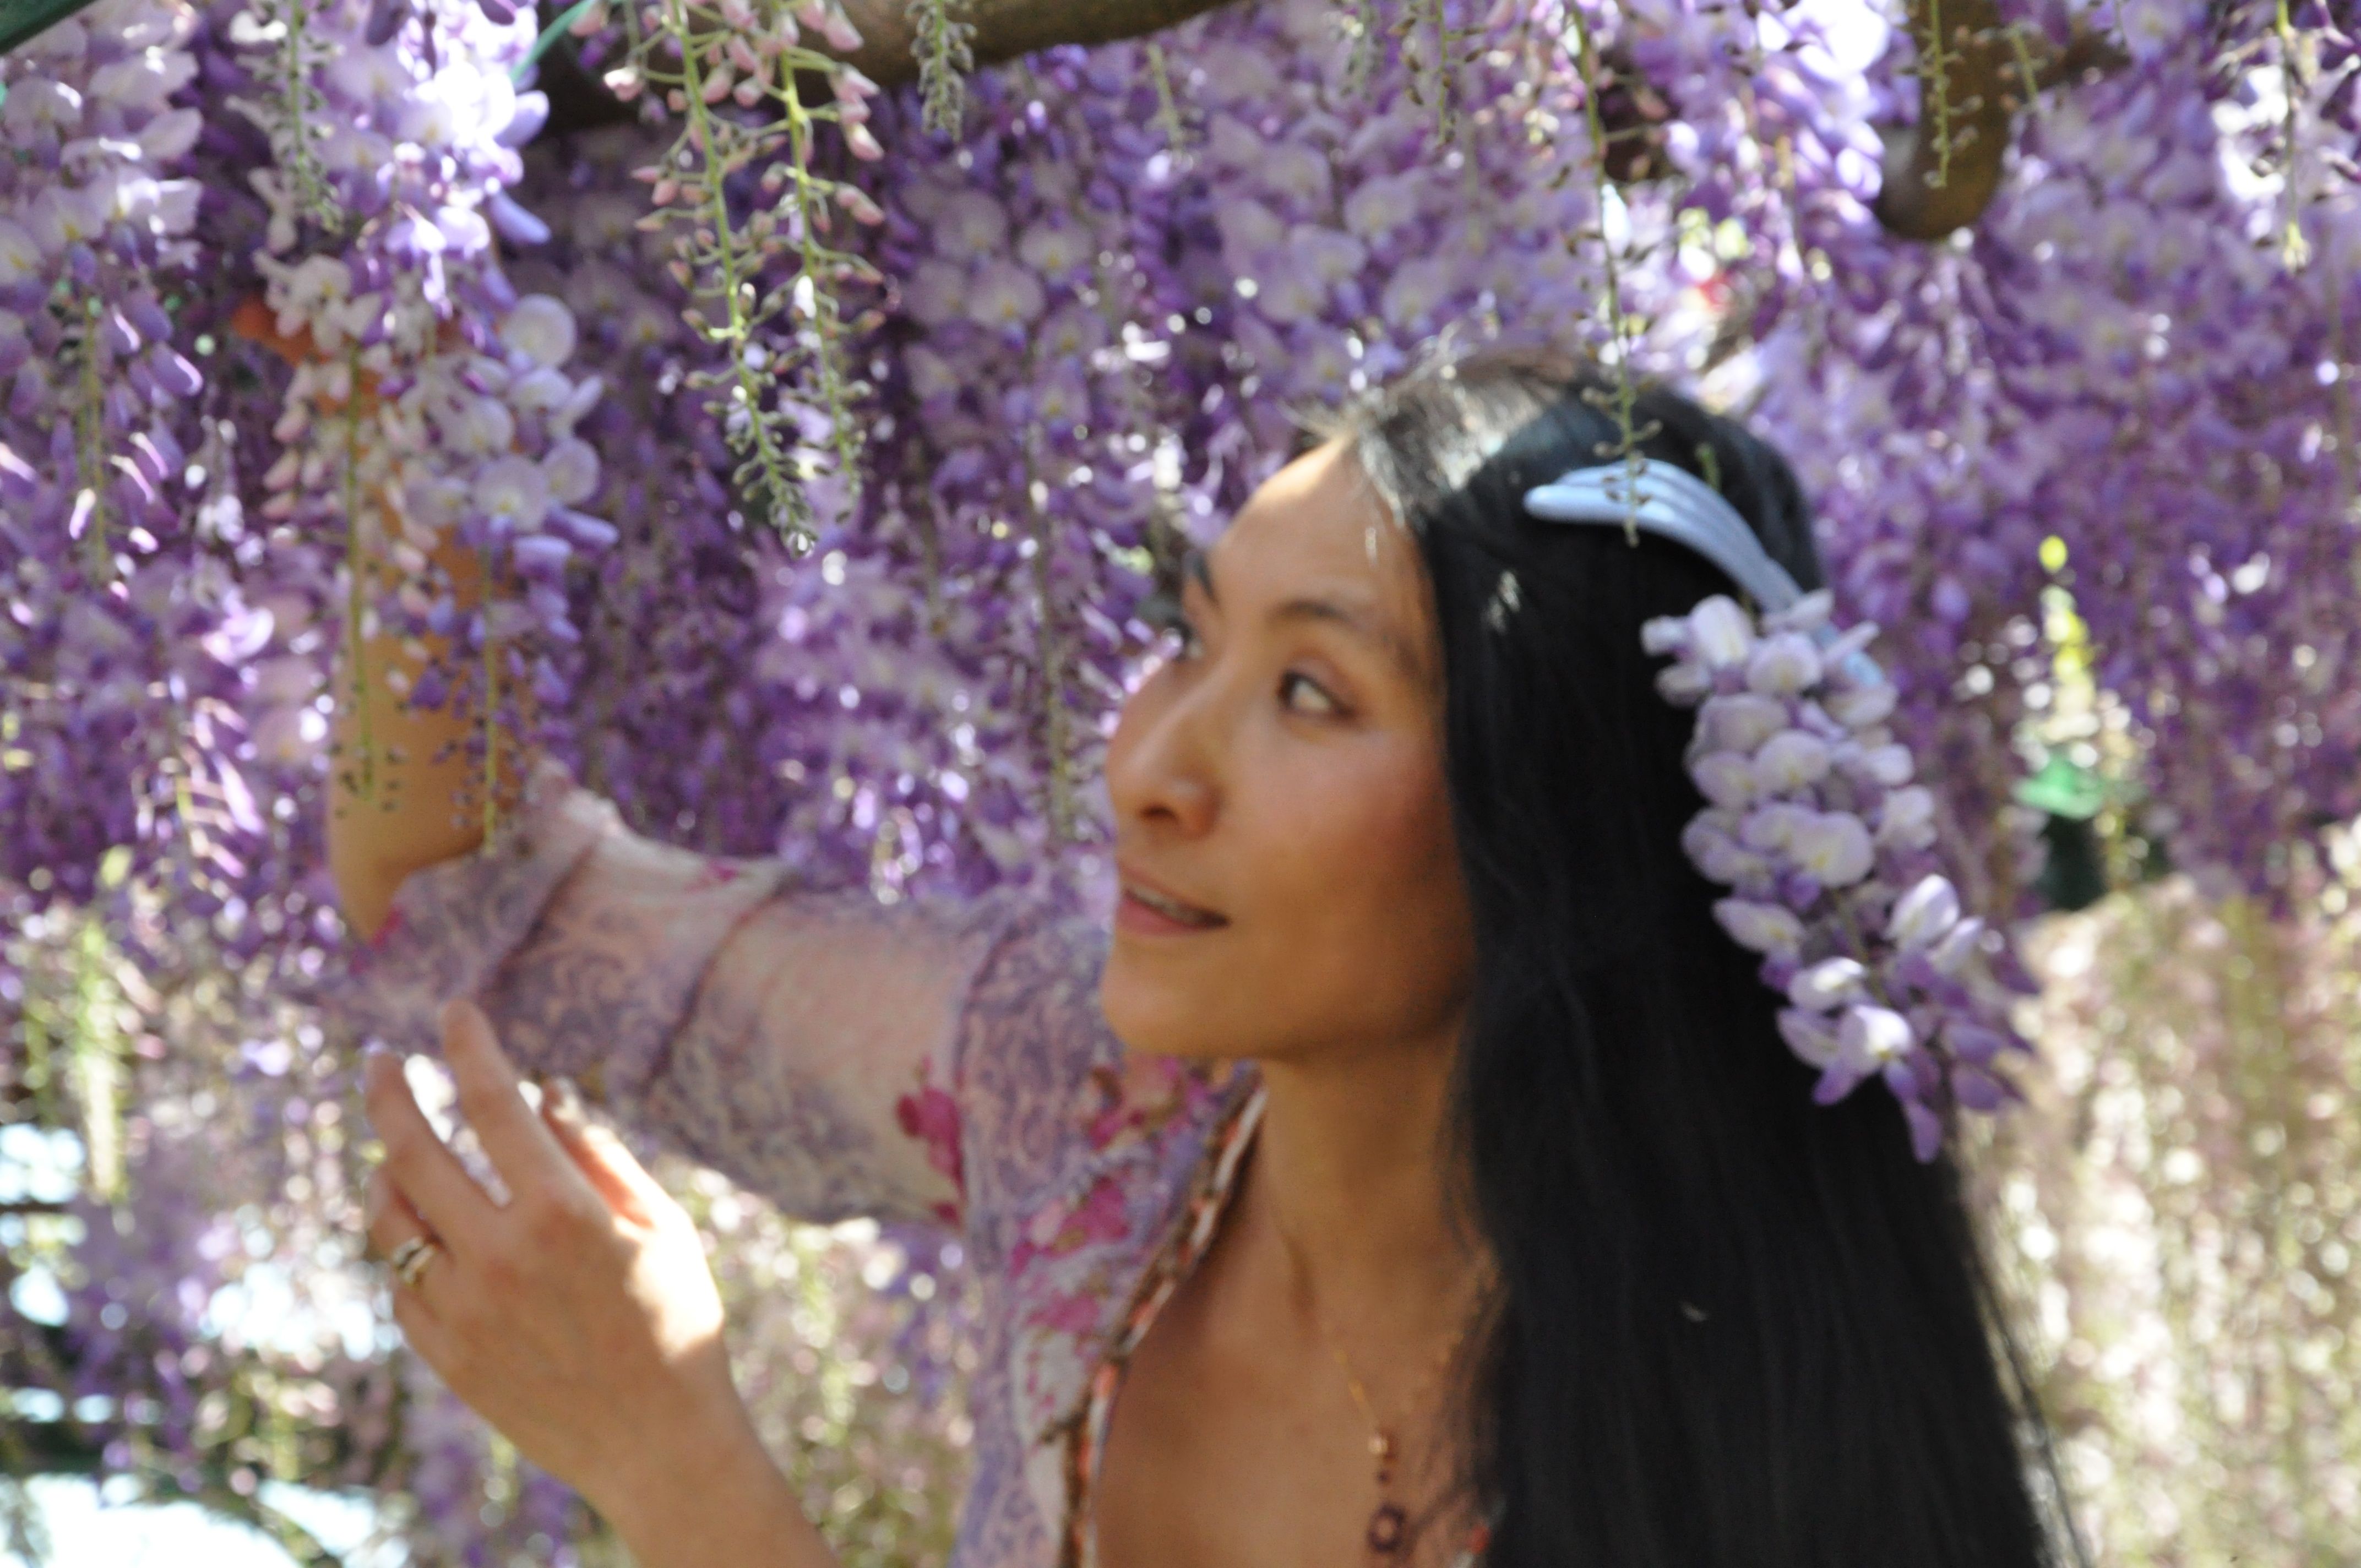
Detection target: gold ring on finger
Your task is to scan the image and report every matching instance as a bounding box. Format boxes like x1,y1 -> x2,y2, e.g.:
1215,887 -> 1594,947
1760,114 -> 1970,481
388,1235 -> 442,1290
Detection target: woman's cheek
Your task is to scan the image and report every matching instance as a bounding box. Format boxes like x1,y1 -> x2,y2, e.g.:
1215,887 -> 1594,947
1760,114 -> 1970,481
1358,769 -> 1469,1000
1246,735 -> 1470,1044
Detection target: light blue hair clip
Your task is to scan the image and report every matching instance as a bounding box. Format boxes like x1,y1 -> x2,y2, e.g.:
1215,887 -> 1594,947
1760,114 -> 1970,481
1521,458 -> 1881,688
1521,456 -> 1805,612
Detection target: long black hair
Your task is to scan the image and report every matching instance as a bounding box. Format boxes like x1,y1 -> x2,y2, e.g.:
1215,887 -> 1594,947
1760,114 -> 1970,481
1329,349 -> 2071,1568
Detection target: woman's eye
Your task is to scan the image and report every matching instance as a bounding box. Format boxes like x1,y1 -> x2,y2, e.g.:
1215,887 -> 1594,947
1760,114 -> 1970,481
1279,671 -> 1340,716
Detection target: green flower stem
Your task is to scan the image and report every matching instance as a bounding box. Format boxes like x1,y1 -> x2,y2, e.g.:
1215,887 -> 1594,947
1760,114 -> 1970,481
336,355 -> 379,813
1567,2 -> 1649,519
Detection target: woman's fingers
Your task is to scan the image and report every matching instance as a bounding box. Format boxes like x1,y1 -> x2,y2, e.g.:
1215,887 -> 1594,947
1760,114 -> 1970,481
363,1165 -> 452,1314
353,1041 -> 744,1517
439,999 -> 601,1212
362,1047 -> 496,1251
537,1076 -> 663,1227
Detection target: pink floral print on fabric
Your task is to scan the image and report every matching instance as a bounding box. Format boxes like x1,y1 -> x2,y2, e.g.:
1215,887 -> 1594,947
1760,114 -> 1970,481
1081,1050 -> 1211,1155
896,1070 -> 967,1227
1011,1173 -> 1132,1279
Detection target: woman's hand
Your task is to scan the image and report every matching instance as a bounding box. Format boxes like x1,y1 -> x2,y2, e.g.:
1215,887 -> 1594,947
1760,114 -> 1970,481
360,1000 -> 813,1556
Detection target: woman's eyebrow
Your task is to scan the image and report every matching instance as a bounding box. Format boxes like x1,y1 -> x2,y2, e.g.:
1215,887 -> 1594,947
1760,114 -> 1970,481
1182,548 -> 1420,680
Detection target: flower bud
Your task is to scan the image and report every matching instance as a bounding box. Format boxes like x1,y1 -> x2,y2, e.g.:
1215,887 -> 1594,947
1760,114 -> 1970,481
1825,680 -> 1897,729
1655,662 -> 1711,702
1838,1004 -> 1913,1066
1777,1008 -> 1841,1068
1787,957 -> 1869,1012
1927,916 -> 1987,976
1713,899 -> 1804,957
1641,614 -> 1689,656
1687,596 -> 1755,667
1885,874 -> 1961,949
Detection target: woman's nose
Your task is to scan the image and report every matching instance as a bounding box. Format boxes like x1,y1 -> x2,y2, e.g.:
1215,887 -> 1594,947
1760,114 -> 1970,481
1107,687 -> 1220,838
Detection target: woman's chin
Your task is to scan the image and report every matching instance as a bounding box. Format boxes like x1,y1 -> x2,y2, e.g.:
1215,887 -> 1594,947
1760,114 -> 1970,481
1097,965 -> 1243,1063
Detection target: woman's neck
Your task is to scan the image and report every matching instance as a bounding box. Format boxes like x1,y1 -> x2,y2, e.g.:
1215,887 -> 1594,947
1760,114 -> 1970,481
1232,1027 -> 1490,1379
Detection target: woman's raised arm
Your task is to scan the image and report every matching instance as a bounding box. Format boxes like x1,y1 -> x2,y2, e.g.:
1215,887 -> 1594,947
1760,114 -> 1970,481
327,524 -> 533,946
335,743 -> 1043,1230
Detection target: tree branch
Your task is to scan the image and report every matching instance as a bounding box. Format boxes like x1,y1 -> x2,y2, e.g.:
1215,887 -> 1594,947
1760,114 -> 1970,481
833,0 -> 1237,88
538,0 -> 1242,137
1874,1 -> 2127,241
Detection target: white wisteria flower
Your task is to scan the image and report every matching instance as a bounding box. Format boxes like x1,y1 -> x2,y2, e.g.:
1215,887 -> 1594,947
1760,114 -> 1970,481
1715,899 -> 1806,957
1753,729 -> 1833,793
1785,809 -> 1875,887
1777,1009 -> 1841,1069
1788,957 -> 1871,1012
1687,595 -> 1756,668
1886,874 -> 1962,949
472,454 -> 550,530
541,438 -> 600,505
0,221 -> 44,288
1874,785 -> 1939,850
1691,750 -> 1758,810
1835,1004 -> 1914,1072
1682,815 -> 1765,884
1694,692 -> 1788,756
967,259 -> 1046,328
1745,631 -> 1822,695
1825,681 -> 1898,728
500,294 -> 578,369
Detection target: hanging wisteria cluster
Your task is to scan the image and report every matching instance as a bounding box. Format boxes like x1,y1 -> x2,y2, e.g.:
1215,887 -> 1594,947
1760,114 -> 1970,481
1646,589 -> 2037,1160
8,0 -> 2361,1557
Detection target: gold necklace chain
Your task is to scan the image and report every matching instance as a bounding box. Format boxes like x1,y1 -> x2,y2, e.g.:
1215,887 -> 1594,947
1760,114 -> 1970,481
1281,1229 -> 1495,1558
1316,1293 -> 1476,1453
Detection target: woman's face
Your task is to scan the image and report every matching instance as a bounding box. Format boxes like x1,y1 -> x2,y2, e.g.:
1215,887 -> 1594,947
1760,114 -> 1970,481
1100,439 -> 1477,1066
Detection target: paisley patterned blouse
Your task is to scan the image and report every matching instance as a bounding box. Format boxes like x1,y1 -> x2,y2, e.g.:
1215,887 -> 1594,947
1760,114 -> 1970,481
341,760 -> 1487,1568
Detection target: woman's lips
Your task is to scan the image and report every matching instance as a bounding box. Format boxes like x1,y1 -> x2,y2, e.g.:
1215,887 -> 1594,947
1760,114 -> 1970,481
1115,872 -> 1227,935
1117,889 -> 1226,935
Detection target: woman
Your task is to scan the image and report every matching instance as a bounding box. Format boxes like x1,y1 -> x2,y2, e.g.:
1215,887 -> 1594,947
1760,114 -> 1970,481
344,351 -> 2070,1568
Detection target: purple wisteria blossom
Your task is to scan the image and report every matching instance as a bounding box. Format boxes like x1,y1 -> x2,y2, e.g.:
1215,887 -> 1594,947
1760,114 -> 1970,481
8,0 -> 2361,1560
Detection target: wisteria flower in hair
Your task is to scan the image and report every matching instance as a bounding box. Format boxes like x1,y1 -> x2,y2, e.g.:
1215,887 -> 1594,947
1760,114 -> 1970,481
1646,590 -> 2036,1161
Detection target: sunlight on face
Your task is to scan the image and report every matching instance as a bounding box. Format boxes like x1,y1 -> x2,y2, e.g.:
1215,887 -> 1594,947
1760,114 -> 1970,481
1099,439 -> 1476,1068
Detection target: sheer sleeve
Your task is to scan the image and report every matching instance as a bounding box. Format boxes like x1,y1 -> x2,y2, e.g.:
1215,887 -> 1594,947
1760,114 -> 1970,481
339,757 -> 1038,1229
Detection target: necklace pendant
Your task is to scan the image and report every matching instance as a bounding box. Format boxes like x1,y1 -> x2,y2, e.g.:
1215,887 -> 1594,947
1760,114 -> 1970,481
1367,1502 -> 1408,1554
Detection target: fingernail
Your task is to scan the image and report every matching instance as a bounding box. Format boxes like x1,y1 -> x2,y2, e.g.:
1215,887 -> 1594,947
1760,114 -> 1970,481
536,1072 -> 584,1125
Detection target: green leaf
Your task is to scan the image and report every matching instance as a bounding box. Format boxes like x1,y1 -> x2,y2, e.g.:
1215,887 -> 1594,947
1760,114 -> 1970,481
0,0 -> 101,58
2014,753 -> 2106,820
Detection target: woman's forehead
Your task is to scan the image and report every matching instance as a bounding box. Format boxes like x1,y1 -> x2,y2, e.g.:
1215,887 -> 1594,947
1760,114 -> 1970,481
1207,440 -> 1439,680
1218,440 -> 1399,579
